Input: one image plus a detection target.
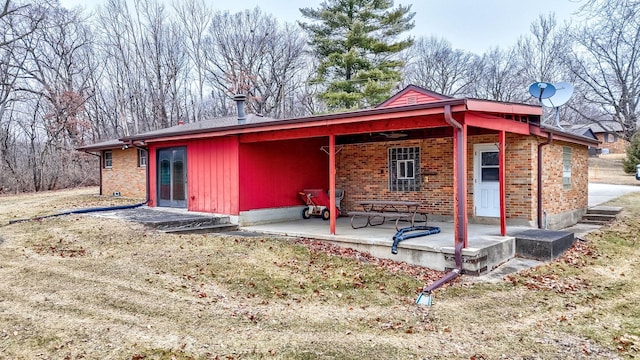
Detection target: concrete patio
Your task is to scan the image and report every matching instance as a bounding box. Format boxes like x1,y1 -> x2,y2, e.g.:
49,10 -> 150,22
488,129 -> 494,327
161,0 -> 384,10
243,217 -> 532,275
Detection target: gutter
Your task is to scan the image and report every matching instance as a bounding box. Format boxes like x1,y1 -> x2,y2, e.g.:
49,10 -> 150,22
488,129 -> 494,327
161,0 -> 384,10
82,150 -> 103,196
537,132 -> 553,229
130,141 -> 151,206
418,105 -> 465,300
444,104 -> 464,271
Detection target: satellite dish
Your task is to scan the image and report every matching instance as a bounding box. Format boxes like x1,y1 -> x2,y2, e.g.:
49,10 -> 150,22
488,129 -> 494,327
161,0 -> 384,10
532,81 -> 574,130
529,82 -> 556,100
541,82 -> 574,108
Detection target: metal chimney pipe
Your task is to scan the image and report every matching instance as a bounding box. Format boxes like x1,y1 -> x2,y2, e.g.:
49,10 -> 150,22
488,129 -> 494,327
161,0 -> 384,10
234,94 -> 247,124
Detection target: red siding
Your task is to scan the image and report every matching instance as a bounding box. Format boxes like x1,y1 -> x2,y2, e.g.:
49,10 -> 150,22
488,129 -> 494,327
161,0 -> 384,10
239,138 -> 329,211
188,137 -> 240,214
381,89 -> 445,108
148,144 -> 159,207
147,138 -> 240,214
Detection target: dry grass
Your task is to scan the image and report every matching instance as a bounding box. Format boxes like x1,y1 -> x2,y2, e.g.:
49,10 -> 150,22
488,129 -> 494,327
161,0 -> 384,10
589,156 -> 639,185
1,188 -> 639,359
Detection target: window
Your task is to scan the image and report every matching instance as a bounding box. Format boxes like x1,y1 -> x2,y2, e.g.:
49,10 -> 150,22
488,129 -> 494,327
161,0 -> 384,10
480,151 -> 499,181
138,148 -> 147,167
605,133 -> 616,143
389,147 -> 420,191
397,159 -> 415,179
562,146 -> 572,190
103,150 -> 112,169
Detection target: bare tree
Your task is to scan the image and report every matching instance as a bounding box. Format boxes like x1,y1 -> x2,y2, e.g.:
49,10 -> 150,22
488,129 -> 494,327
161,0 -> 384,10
470,46 -> 523,102
173,0 -> 212,123
204,8 -> 307,118
563,0 -> 640,140
516,13 -> 570,84
14,4 -> 94,191
96,0 -> 189,134
404,36 -> 480,97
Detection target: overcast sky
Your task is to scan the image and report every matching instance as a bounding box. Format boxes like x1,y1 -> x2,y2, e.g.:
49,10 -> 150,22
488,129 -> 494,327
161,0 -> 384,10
59,0 -> 584,54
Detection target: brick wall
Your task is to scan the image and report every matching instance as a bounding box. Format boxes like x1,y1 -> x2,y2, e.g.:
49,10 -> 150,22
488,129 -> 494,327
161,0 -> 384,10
467,134 -> 537,222
541,141 -> 588,220
596,133 -> 628,154
337,139 -> 453,216
102,148 -> 146,198
335,133 -> 592,226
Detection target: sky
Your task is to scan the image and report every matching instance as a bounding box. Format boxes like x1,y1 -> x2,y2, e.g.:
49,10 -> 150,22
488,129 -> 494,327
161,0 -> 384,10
59,0 -> 585,54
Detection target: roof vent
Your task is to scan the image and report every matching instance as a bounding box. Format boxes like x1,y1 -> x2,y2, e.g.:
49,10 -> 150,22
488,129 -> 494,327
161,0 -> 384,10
234,94 -> 247,124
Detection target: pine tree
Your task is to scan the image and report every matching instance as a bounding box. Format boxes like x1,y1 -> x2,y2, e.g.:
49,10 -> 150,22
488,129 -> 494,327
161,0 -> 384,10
299,0 -> 414,110
622,131 -> 640,174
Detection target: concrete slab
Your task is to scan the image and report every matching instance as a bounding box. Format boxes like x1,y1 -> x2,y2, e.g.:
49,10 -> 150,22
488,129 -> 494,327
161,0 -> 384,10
243,217 -> 531,273
464,258 -> 545,283
91,207 -> 227,229
515,229 -> 574,260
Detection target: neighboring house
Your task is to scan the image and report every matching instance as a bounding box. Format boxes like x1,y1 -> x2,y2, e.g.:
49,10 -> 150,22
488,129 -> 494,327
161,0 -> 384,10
78,85 -> 599,232
566,122 -> 628,156
77,139 -> 147,198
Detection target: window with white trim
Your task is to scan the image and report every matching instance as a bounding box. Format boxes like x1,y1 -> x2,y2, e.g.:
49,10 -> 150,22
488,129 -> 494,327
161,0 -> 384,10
562,146 -> 572,190
138,148 -> 147,167
103,150 -> 112,169
389,147 -> 420,191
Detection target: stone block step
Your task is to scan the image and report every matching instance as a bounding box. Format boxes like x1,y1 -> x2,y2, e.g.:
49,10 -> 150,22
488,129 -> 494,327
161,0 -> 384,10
515,229 -> 574,261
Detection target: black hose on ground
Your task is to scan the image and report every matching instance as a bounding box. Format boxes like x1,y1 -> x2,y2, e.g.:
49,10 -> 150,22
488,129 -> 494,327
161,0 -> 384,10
7,202 -> 147,225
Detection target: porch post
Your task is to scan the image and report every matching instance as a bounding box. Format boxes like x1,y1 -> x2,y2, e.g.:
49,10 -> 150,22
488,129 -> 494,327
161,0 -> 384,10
453,124 -> 468,249
499,130 -> 507,236
329,134 -> 336,235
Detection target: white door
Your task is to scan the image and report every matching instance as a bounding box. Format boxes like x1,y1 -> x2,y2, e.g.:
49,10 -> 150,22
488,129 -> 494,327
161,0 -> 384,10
474,144 -> 500,217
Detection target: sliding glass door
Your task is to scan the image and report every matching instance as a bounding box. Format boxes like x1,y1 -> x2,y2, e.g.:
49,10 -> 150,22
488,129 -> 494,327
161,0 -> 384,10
157,147 -> 187,208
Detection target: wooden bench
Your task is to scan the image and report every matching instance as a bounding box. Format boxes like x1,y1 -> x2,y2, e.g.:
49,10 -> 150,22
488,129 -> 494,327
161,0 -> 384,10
348,210 -> 427,230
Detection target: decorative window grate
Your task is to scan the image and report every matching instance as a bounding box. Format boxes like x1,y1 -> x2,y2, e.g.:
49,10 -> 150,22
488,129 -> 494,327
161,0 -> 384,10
389,147 -> 420,191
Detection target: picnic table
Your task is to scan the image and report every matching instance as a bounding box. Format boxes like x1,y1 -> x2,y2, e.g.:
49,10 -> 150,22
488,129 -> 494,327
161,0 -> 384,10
348,200 -> 427,230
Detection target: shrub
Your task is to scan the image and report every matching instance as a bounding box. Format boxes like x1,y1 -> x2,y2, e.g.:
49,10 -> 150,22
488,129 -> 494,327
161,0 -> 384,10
622,131 -> 640,174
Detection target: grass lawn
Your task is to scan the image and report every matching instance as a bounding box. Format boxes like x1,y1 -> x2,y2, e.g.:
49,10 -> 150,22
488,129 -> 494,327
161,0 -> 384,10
0,187 -> 638,359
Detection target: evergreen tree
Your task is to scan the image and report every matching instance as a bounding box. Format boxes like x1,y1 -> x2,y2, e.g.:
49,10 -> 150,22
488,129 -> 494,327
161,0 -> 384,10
299,0 -> 415,110
623,131 -> 640,174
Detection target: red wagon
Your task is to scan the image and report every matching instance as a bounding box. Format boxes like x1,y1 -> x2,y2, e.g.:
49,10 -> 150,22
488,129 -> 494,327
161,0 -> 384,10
298,189 -> 340,221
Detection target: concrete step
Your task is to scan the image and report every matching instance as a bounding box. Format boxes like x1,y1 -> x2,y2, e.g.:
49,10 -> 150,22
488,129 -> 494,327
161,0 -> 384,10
581,213 -> 617,222
162,223 -> 239,234
587,206 -> 622,216
146,216 -> 231,230
578,219 -> 613,226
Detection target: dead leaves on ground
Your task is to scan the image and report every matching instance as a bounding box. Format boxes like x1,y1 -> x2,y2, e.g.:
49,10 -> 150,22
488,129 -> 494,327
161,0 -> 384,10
297,239 -> 452,286
615,333 -> 640,353
32,243 -> 86,257
505,240 -> 598,294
